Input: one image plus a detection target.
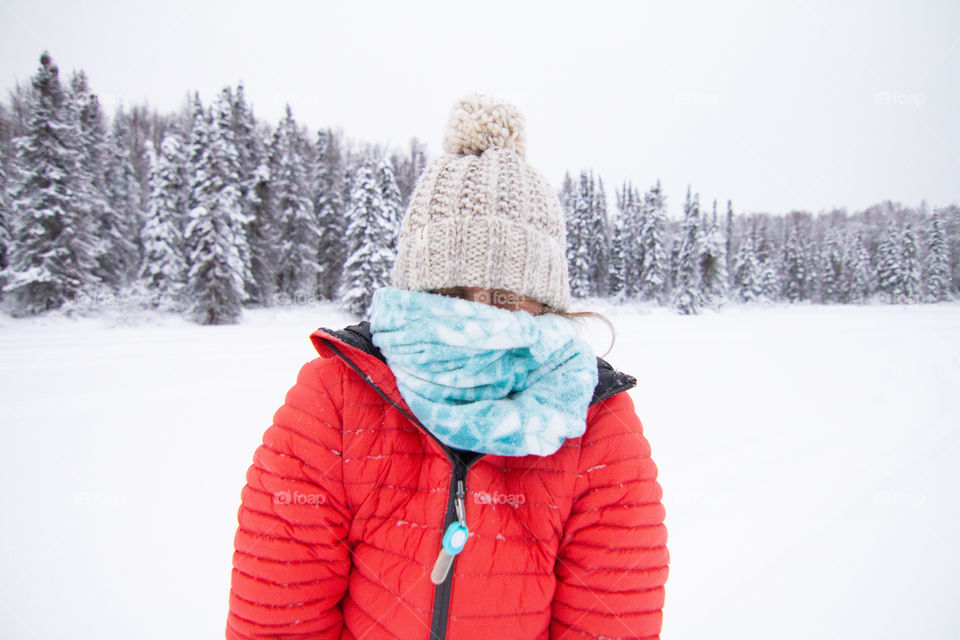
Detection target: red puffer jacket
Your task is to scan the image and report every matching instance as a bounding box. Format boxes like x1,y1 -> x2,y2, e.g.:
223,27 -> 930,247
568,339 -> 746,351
226,321 -> 669,640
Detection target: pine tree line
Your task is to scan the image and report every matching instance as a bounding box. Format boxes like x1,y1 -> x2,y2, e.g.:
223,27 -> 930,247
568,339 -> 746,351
0,52 -> 414,323
1,52 -> 957,323
562,171 -> 958,313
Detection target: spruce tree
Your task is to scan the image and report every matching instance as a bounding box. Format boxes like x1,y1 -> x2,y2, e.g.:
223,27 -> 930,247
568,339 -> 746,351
672,186 -> 702,314
245,147 -> 279,305
781,223 -> 807,302
759,259 -> 780,302
3,52 -> 97,314
639,180 -> 668,302
272,105 -> 318,302
314,128 -> 346,301
667,235 -> 681,297
846,232 -> 873,303
101,108 -> 143,288
607,190 -> 627,301
141,138 -> 187,308
876,225 -> 902,303
754,220 -> 780,301
700,201 -> 727,307
613,182 -> 640,299
724,199 -> 734,287
183,93 -> 244,324
339,155 -> 394,317
589,175 -> 610,297
67,70 -> 115,296
901,222 -> 923,303
567,171 -> 594,298
231,82 -> 265,302
377,160 -> 403,255
0,106 -> 10,286
819,230 -> 845,303
924,210 -> 951,301
732,231 -> 762,302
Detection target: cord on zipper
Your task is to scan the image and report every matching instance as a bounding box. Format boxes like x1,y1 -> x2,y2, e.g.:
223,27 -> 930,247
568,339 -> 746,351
431,479 -> 469,584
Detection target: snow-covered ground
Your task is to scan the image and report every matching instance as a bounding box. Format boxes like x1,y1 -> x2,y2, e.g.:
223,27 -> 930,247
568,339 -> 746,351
1,300 -> 958,639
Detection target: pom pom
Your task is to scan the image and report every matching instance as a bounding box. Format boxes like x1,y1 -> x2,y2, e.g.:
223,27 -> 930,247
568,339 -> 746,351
442,92 -> 526,158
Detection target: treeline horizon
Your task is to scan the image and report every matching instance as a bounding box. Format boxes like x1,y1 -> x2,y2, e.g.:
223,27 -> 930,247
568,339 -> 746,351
0,52 -> 957,324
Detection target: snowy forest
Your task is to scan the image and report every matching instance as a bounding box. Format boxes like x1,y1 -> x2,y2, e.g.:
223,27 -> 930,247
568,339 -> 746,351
1,52 -> 957,324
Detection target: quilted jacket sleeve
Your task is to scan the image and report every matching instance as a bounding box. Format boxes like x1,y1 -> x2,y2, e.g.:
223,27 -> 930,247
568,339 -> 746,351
550,390 -> 670,639
226,358 -> 352,639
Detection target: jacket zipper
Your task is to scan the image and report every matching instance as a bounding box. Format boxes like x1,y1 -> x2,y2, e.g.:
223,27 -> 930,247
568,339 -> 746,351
429,452 -> 483,639
319,337 -> 486,640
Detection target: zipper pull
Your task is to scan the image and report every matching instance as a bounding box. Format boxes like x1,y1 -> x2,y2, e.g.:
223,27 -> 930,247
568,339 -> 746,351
431,479 -> 469,584
431,521 -> 469,584
455,479 -> 466,524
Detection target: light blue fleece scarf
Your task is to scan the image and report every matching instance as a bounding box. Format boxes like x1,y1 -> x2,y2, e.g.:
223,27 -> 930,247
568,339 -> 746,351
368,286 -> 598,457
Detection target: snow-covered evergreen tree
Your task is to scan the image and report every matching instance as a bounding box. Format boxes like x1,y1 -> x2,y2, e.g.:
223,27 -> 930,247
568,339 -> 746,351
759,259 -> 780,302
231,82 -> 265,302
271,105 -> 318,302
100,108 -> 143,288
183,93 -> 245,324
924,209 -> 951,301
377,159 -> 403,254
819,230 -> 845,303
876,225 -> 902,302
781,223 -> 807,302
700,200 -> 727,307
314,128 -> 346,301
214,88 -> 253,302
901,222 -> 923,303
672,186 -> 703,314
341,156 -> 358,228
141,138 -> 187,308
845,232 -> 873,303
245,153 -> 278,305
66,70 -> 116,298
3,52 -> 97,314
666,234 -> 681,298
874,219 -> 921,304
607,188 -> 627,301
566,171 -> 594,298
724,200 -> 734,286
0,104 -> 11,288
639,180 -> 668,302
339,155 -> 395,317
589,175 -> 611,297
732,231 -> 762,302
754,219 -> 780,301
612,182 -> 640,299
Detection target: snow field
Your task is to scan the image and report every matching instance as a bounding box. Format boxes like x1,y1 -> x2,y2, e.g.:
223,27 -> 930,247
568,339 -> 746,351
0,301 -> 958,639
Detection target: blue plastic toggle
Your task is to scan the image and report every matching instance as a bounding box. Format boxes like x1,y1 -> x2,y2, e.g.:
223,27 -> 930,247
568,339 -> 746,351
441,521 -> 469,555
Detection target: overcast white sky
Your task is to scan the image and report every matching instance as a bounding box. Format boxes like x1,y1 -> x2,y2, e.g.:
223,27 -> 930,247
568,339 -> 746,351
1,0 -> 958,219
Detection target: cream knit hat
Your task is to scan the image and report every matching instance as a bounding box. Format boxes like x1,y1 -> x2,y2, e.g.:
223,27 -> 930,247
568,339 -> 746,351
391,93 -> 572,311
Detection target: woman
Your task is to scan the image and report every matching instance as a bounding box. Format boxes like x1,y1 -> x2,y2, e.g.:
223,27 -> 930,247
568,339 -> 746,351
226,93 -> 669,640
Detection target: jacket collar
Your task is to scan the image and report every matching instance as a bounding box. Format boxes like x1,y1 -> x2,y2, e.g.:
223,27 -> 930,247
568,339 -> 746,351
310,320 -> 637,411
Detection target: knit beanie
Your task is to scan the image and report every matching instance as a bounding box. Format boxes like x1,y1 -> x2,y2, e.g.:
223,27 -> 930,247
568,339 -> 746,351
391,93 -> 572,312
